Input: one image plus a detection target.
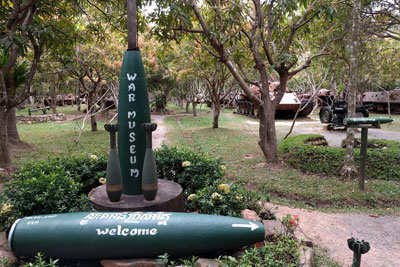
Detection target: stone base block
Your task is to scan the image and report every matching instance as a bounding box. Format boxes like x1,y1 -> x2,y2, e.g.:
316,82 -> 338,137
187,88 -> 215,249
89,179 -> 184,212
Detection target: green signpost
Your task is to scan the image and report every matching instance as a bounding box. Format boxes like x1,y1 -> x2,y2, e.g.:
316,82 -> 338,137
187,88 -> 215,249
344,117 -> 393,190
9,212 -> 265,259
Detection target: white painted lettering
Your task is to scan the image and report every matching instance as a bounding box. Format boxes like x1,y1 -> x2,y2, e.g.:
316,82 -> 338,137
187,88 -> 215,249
128,83 -> 136,91
130,228 -> 137,235
128,94 -> 136,102
96,227 -> 159,236
128,111 -> 136,119
130,155 -> 137,164
122,229 -> 129,236
150,229 -> 158,235
127,73 -> 137,81
131,169 -> 139,178
129,132 -> 136,142
128,121 -> 136,129
96,228 -> 109,235
138,229 -> 149,235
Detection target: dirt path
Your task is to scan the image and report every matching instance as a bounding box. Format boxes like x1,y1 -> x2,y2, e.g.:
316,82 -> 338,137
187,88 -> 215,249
267,204 -> 400,267
151,114 -> 168,149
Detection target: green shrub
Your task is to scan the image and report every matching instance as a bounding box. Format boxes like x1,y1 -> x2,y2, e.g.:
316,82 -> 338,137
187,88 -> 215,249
155,145 -> 225,194
13,154 -> 107,193
218,236 -> 300,267
0,154 -> 104,232
23,253 -> 59,267
279,134 -> 400,181
0,171 -> 92,231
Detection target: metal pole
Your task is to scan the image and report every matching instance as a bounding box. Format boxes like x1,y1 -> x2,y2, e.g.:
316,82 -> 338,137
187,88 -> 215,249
127,0 -> 137,50
359,127 -> 368,190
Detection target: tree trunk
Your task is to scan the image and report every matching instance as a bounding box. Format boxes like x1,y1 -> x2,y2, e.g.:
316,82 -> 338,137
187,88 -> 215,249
185,101 -> 190,113
88,92 -> 97,132
0,110 -> 11,168
340,0 -> 360,178
90,115 -> 98,132
50,88 -> 57,114
4,70 -> 22,144
212,100 -> 220,129
192,100 -> 197,117
7,107 -> 20,143
258,102 -> 278,163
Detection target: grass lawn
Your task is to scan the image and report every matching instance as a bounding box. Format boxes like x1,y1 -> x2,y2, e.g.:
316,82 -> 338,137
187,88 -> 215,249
164,105 -> 400,214
12,108 -> 110,167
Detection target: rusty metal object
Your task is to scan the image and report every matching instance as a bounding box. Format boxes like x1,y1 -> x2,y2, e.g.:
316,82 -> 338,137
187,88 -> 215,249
317,89 -> 335,107
235,83 -> 314,119
362,88 -> 400,113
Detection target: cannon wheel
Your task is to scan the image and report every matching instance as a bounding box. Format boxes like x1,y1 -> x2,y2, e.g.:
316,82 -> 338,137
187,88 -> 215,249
320,106 -> 333,123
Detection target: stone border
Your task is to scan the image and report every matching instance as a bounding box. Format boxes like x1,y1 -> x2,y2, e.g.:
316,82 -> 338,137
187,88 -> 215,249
16,114 -> 66,123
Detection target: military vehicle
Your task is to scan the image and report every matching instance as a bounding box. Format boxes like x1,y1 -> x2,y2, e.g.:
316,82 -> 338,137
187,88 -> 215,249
235,82 -> 314,119
362,88 -> 400,113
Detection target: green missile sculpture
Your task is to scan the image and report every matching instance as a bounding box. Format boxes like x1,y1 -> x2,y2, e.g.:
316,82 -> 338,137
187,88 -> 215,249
8,212 -> 265,259
344,117 -> 393,126
141,123 -> 158,201
104,124 -> 123,202
117,50 -> 151,195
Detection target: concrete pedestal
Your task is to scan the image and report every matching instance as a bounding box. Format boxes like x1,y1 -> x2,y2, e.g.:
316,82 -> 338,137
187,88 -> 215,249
89,179 -> 184,212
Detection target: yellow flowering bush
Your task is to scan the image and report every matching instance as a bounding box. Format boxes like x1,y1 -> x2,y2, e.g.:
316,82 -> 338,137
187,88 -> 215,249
185,180 -> 270,217
182,161 -> 191,167
0,203 -> 13,214
155,145 -> 225,195
90,155 -> 99,161
187,194 -> 197,201
211,192 -> 221,200
220,165 -> 226,172
218,184 -> 230,194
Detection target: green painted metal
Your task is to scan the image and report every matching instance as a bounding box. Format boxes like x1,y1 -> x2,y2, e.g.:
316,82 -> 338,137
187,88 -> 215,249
105,124 -> 123,202
142,123 -> 158,201
359,128 -> 368,191
348,238 -> 370,267
117,50 -> 151,195
9,212 -> 265,259
343,117 -> 393,126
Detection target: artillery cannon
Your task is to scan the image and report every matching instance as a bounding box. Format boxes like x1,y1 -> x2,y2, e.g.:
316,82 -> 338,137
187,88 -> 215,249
319,100 -> 370,130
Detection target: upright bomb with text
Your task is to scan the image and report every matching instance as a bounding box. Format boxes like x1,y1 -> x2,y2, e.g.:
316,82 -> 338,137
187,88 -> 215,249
117,50 -> 151,195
